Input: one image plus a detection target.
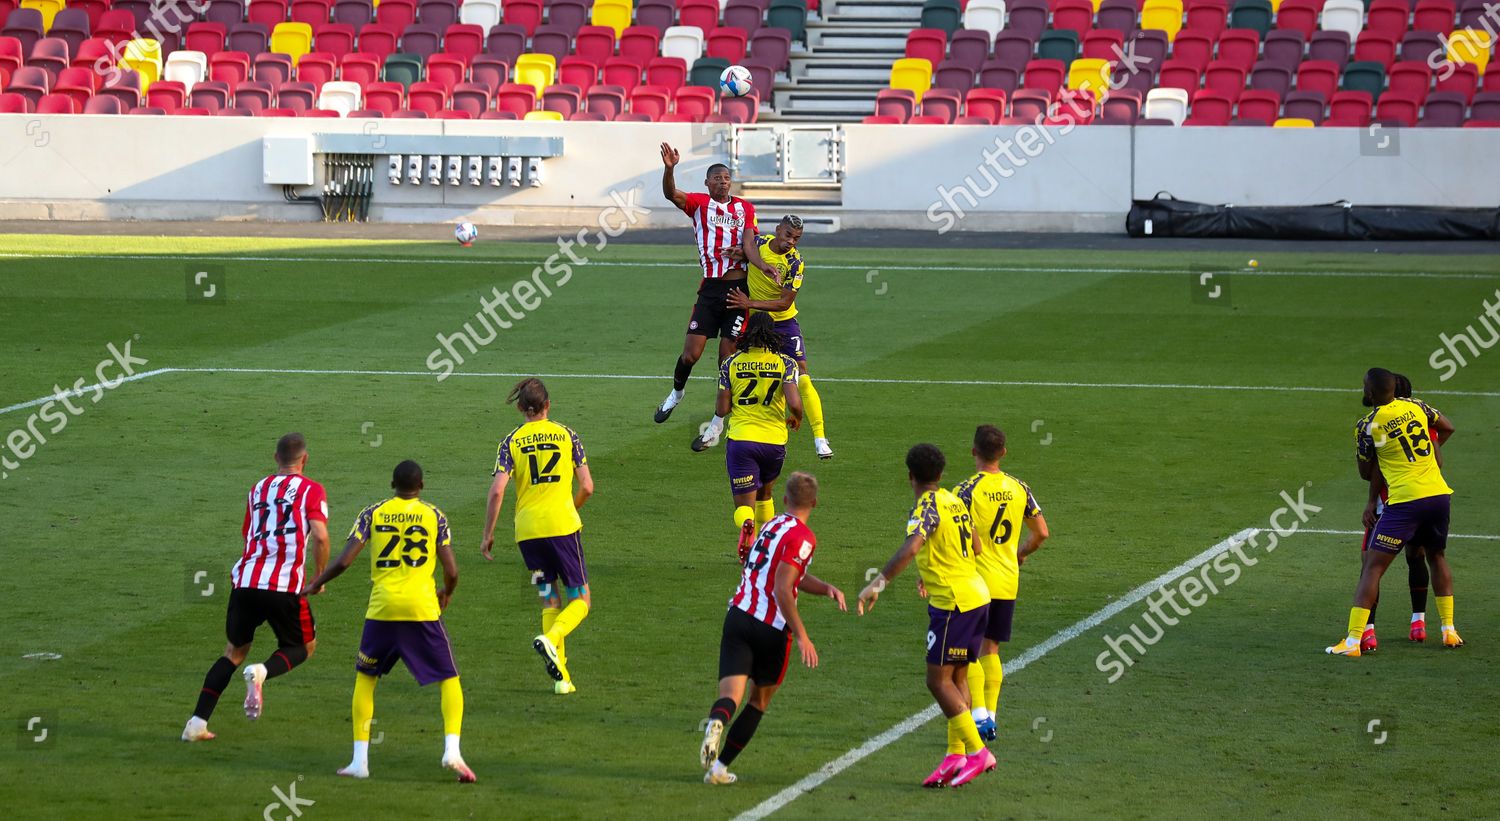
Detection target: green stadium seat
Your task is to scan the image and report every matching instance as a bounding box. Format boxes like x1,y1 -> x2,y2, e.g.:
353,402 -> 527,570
1341,60 -> 1387,100
690,56 -> 731,88
767,0 -> 807,45
1228,0 -> 1274,37
919,0 -> 961,35
1036,30 -> 1080,67
381,53 -> 424,88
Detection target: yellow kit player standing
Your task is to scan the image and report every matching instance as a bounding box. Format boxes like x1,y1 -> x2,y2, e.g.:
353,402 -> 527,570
726,214 -> 833,460
952,425 -> 1049,741
482,378 -> 596,693
858,444 -> 995,789
301,460 -> 475,783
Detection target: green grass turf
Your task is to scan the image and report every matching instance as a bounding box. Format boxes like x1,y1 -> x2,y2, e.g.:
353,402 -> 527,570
1,235 -> 1497,819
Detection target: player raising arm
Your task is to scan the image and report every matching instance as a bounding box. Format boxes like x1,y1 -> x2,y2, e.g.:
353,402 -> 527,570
953,424 -> 1049,741
481,378 -> 595,694
654,143 -> 778,449
182,433 -> 328,743
700,472 -> 846,785
302,460 -> 475,783
1328,367 -> 1459,657
726,215 -> 834,460
707,312 -> 804,559
858,444 -> 994,789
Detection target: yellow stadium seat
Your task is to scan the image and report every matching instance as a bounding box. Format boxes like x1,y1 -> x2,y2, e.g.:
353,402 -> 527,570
122,39 -> 163,92
270,22 -> 315,66
889,57 -> 933,102
1447,30 -> 1493,74
591,0 -> 633,38
1273,117 -> 1314,127
1140,0 -> 1184,41
524,109 -> 564,121
515,53 -> 557,97
21,0 -> 65,29
1067,58 -> 1112,95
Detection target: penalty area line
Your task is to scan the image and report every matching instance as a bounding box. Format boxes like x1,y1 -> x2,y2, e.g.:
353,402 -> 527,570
730,527 -> 1259,821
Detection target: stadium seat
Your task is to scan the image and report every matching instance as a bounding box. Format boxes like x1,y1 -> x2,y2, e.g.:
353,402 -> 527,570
1261,31 -> 1305,71
1082,30 -> 1124,62
21,0 -> 61,29
26,36 -> 69,80
570,26 -> 615,68
1236,88 -> 1280,121
503,0 -> 544,37
1217,30 -> 1261,73
523,108 -> 563,120
277,80 -> 317,109
1184,0 -> 1227,37
417,0 -> 459,29
1249,62 -> 1293,97
1099,87 -> 1142,122
556,56 -> 597,89
1052,0 -> 1095,35
1307,32 -> 1350,71
1435,63 -> 1478,104
360,79 -> 403,111
1067,57 -> 1111,96
1097,0 -> 1139,34
388,108 -> 427,117
290,0 -> 333,25
888,56 -> 932,101
1318,0 -> 1364,40
619,26 -> 662,67
382,53 -> 423,87
905,28 -> 947,66
254,52 -> 295,85
992,32 -> 1034,72
399,23 -> 445,60
718,93 -> 758,123
295,51 -> 337,86
315,78 -> 360,113
530,25 -> 573,63
874,87 -> 916,121
72,38 -> 113,69
914,85 -> 959,121
934,60 -> 975,92
977,60 -> 1020,92
268,23 -> 314,65
920,0 -> 962,34
233,80 -> 275,110
688,56 -> 729,87
36,90 -> 76,112
185,23 -> 229,58
1007,87 -> 1049,119
45,10 -> 90,56
229,23 -> 272,56
579,83 -> 622,118
1272,116 -> 1313,126
1005,0 -> 1048,41
1364,0 -> 1409,38
0,89 -> 30,110
164,51 -> 209,92
1325,88 -> 1372,125
707,27 -> 750,62
490,81 -> 533,116
1282,89 -> 1325,123
331,0 -> 372,26
1186,89 -> 1232,123
1388,61 -> 1433,104
1296,60 -> 1339,98
678,0 -> 719,34
862,114 -> 901,123
662,26 -> 706,64
246,0 -> 289,27
961,0 -> 1006,40
947,30 -> 991,73
121,38 -> 163,90
405,79 -> 447,112
598,56 -> 638,88
907,114 -> 948,123
723,0 -> 764,35
647,55 -> 690,89
1342,60 -> 1386,100
591,0 -> 632,38
964,87 -> 1006,123
766,0 -> 806,45
1471,91 -> 1500,121
189,80 -> 232,110
145,79 -> 186,110
450,82 -> 491,114
1374,91 -> 1419,126
1447,30 -> 1492,74
625,83 -> 667,117
376,0 -> 417,29
459,0 -> 501,31
485,25 -> 527,64
1143,85 -> 1190,122
1170,32 -> 1214,72
1418,90 -> 1466,126
540,82 -> 583,117
513,52 -> 555,97
1159,59 -> 1202,92
1023,58 -> 1066,91
82,94 -> 123,113
750,29 -> 792,74
673,84 -> 716,120
100,70 -> 143,108
1228,0 -> 1272,37
1141,0 -> 1184,42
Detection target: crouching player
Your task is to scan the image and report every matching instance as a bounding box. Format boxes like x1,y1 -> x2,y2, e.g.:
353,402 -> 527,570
859,444 -> 994,788
700,472 -> 846,784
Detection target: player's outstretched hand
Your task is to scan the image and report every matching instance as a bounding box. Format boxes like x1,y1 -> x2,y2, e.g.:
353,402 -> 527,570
827,585 -> 848,612
660,142 -> 679,168
857,582 -> 881,615
726,289 -> 751,309
797,634 -> 819,668
480,536 -> 496,562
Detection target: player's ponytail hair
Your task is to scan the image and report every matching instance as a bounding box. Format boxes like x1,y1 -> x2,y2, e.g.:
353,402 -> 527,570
736,311 -> 785,354
508,377 -> 549,416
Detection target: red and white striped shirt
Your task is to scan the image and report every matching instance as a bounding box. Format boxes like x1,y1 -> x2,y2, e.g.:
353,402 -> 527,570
230,473 -> 329,593
729,513 -> 817,631
681,192 -> 757,279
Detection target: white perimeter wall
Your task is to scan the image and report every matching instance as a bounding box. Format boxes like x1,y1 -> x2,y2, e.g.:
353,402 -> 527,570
0,115 -> 1495,231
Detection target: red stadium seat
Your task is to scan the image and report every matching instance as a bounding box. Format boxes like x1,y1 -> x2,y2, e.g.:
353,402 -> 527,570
628,83 -> 670,118
673,84 -> 716,120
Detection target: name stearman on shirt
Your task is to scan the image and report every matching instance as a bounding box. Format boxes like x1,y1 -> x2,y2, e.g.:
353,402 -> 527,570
513,431 -> 569,446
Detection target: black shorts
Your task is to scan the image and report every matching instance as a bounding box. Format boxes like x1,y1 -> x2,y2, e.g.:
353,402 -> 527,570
226,587 -> 316,648
718,607 -> 793,686
688,277 -> 749,340
985,599 -> 1016,643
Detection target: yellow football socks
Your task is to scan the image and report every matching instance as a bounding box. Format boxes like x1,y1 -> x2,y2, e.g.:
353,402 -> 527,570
754,500 -> 775,526
439,676 -> 464,736
966,662 -> 986,715
945,715 -> 967,755
352,672 -> 377,742
980,653 -> 1004,715
542,606 -> 566,673
733,505 -> 754,530
548,599 -> 590,645
1347,606 -> 1371,641
798,374 -> 825,439
1436,595 -> 1455,628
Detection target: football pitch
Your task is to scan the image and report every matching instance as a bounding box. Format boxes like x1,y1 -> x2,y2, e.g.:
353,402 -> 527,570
2,233 -> 1498,820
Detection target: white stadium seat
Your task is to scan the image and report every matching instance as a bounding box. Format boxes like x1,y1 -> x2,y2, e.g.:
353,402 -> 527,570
1143,87 -> 1190,125
662,25 -> 706,63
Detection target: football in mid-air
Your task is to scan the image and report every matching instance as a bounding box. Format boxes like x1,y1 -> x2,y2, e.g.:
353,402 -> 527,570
454,222 -> 478,246
719,65 -> 754,97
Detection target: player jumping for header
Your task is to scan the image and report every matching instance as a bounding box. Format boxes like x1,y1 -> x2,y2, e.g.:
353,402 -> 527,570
700,471 -> 846,785
724,214 -> 834,460
654,142 -> 779,449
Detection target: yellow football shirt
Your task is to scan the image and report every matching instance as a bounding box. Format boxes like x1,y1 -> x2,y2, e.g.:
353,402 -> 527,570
720,348 -> 800,446
908,488 -> 990,612
1356,398 -> 1452,504
748,234 -> 805,322
495,419 -> 587,541
954,470 -> 1041,601
349,496 -> 450,621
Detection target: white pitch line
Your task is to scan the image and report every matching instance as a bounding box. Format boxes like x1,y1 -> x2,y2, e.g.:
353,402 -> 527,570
1295,527 -> 1500,541
0,367 -> 175,415
5,367 -> 1500,416
0,251 -> 1496,280
732,527 -> 1260,821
